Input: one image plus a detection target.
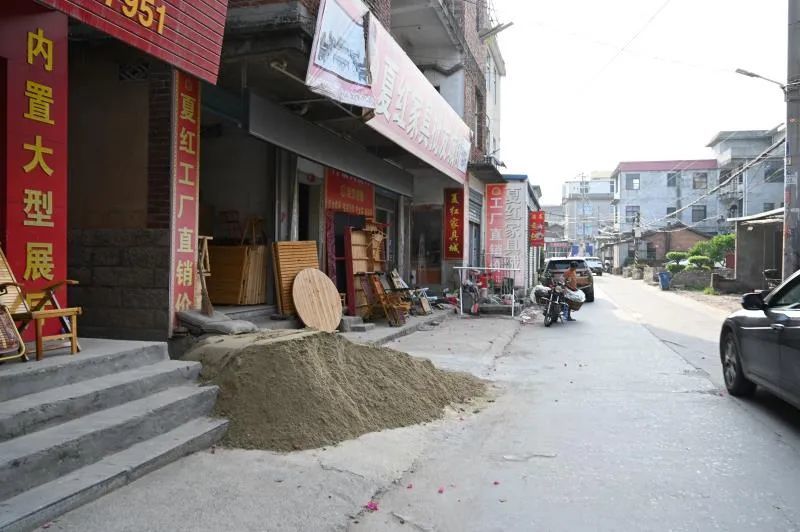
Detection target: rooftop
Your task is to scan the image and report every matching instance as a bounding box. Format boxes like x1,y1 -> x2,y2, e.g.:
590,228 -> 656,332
613,160 -> 718,174
706,130 -> 771,147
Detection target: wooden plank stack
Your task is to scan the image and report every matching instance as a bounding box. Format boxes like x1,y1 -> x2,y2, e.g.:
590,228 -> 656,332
207,245 -> 268,305
272,241 -> 320,315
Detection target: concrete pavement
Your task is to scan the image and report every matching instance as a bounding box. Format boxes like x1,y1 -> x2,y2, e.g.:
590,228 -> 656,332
46,280 -> 800,531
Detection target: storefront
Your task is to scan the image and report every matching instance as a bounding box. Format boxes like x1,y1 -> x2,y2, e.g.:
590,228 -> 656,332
1,0 -> 229,340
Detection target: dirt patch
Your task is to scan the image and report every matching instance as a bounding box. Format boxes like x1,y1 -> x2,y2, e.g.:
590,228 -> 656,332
673,290 -> 741,314
183,330 -> 486,451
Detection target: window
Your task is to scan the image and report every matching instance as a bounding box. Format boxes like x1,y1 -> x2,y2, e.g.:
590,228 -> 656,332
579,183 -> 589,194
769,277 -> 800,308
625,205 -> 640,223
610,181 -> 615,194
667,173 -> 679,187
718,169 -> 731,185
764,202 -> 776,212
692,205 -> 707,223
666,207 -> 677,217
693,172 -> 708,189
626,173 -> 640,190
764,160 -> 784,183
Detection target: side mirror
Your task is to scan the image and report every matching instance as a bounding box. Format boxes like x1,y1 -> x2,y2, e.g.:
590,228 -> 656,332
741,292 -> 766,311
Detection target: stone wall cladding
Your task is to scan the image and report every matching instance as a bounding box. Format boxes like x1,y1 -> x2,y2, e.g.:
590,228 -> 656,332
68,229 -> 171,341
671,270 -> 712,290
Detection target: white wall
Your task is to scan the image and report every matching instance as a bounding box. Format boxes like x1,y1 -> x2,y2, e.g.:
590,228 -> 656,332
422,68 -> 465,118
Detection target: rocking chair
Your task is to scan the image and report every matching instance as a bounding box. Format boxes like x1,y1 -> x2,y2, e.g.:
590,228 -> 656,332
0,246 -> 82,361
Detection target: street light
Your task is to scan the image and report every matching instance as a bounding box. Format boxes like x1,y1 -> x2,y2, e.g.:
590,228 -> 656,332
736,68 -> 800,94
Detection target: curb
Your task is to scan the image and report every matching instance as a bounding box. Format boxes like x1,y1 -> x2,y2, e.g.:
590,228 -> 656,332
365,311 -> 452,347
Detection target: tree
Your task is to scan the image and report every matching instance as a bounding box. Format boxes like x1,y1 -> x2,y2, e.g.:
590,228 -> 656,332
688,234 -> 735,263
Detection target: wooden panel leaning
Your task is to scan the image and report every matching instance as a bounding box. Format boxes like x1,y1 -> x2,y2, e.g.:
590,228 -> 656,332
272,241 -> 319,316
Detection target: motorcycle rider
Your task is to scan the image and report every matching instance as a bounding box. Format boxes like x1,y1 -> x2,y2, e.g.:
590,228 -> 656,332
562,261 -> 579,322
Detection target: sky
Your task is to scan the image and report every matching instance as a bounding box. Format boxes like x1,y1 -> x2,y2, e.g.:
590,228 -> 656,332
493,0 -> 787,205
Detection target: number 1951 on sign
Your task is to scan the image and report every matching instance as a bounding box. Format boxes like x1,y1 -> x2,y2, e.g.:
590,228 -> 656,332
104,0 -> 167,35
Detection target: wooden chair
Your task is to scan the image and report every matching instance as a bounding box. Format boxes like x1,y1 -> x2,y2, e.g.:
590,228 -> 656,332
0,305 -> 26,362
0,246 -> 81,361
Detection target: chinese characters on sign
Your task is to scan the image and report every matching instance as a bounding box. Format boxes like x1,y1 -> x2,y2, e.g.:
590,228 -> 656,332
37,0 -> 229,84
324,169 -> 375,217
485,184 -> 506,283
366,15 -> 471,184
443,188 -> 464,260
170,71 -> 201,319
1,6 -> 68,339
529,211 -> 545,248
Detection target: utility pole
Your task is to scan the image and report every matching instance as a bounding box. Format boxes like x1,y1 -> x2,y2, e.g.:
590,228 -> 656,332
785,0 -> 800,279
633,212 -> 641,267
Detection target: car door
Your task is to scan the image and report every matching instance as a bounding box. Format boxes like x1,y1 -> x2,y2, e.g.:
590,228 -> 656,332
737,306 -> 782,385
770,275 -> 800,404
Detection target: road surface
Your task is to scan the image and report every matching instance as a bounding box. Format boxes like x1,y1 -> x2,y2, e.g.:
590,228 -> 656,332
50,276 -> 800,532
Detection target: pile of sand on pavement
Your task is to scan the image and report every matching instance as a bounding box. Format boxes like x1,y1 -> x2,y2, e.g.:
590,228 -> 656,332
183,330 -> 485,451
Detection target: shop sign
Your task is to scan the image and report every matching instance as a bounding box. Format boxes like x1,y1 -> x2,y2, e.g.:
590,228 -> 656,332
443,188 -> 464,260
0,5 -> 69,338
485,183 -> 527,285
367,18 -> 471,184
306,0 -> 374,108
170,70 -> 201,325
305,0 -> 472,184
486,184 -> 506,282
325,168 -> 375,217
529,211 -> 545,247
36,0 -> 229,83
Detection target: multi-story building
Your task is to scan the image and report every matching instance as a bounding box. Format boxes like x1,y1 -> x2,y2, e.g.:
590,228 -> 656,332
562,173 -> 615,255
707,127 -> 785,227
611,160 -> 721,236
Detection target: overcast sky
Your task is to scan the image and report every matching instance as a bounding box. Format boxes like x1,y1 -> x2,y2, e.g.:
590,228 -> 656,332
493,0 -> 787,205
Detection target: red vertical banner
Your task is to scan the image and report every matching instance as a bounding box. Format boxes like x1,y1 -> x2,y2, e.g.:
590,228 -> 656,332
485,184 -> 507,283
170,70 -> 201,328
443,188 -> 464,260
529,210 -> 545,247
1,4 -> 69,338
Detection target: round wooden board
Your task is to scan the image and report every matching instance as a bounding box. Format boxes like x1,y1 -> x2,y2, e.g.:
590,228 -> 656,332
292,268 -> 343,333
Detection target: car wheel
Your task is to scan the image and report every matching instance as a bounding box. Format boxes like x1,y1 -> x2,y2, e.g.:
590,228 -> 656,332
722,332 -> 756,396
584,288 -> 595,302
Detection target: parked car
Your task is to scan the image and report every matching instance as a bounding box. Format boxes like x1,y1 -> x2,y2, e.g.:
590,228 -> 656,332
585,256 -> 604,276
542,257 -> 595,302
719,269 -> 800,409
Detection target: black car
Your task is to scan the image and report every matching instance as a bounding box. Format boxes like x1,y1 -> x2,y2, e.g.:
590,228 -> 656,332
720,270 -> 800,408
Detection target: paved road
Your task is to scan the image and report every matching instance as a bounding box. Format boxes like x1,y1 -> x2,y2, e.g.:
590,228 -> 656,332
51,278 -> 800,531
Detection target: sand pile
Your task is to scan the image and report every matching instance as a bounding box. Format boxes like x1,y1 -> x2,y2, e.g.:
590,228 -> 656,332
183,330 -> 485,451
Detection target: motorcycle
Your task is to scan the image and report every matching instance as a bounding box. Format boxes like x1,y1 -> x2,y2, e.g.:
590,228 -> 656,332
534,280 -> 568,327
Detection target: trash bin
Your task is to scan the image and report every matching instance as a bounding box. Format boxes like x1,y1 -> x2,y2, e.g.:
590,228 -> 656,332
658,271 -> 672,290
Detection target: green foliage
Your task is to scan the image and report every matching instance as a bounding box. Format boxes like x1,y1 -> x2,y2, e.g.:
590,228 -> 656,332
688,255 -> 713,270
688,234 -> 735,263
666,263 -> 686,274
665,251 -> 688,262
703,286 -> 718,295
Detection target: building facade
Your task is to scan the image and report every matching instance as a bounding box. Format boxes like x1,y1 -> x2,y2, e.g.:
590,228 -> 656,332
562,174 -> 615,255
707,128 -> 786,228
611,160 -> 721,236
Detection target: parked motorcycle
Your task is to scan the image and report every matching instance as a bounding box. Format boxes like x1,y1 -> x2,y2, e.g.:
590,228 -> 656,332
534,281 -> 568,327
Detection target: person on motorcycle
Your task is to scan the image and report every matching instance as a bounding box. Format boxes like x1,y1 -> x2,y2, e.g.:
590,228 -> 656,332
562,261 -> 580,321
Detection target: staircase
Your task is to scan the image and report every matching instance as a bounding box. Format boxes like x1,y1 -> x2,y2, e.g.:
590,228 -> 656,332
0,341 -> 227,532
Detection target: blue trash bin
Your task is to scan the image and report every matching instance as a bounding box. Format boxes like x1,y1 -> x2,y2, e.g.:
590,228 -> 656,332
658,271 -> 672,290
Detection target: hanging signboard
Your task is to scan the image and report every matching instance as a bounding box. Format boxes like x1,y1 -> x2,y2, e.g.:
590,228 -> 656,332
170,70 -> 201,325
443,188 -> 464,260
325,168 -> 375,217
306,0 -> 375,108
36,0 -> 229,83
529,211 -> 545,247
1,5 -> 69,338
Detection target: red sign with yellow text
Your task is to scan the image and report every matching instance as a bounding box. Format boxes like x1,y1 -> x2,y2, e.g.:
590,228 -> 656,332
1,3 -> 69,338
529,210 -> 545,247
170,70 -> 201,325
443,188 -> 464,260
325,168 -> 375,217
37,0 -> 229,84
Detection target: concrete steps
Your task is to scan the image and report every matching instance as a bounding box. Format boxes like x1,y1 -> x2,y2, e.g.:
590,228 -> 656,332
0,341 -> 227,531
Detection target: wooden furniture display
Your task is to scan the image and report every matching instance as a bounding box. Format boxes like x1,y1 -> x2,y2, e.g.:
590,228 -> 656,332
345,220 -> 387,317
0,246 -> 81,361
0,305 -> 26,362
291,268 -> 343,332
366,273 -> 406,327
272,241 -> 320,315
197,236 -> 214,316
207,217 -> 268,306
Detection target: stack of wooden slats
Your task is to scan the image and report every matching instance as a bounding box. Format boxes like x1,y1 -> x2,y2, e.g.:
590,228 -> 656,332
272,241 -> 320,315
